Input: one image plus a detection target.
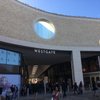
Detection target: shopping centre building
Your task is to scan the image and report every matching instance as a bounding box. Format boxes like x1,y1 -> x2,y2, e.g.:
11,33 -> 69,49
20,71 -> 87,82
0,0 -> 100,88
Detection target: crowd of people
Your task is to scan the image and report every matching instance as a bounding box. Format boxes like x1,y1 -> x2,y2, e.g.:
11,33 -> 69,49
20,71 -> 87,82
51,81 -> 84,100
0,79 -> 99,100
19,79 -> 99,100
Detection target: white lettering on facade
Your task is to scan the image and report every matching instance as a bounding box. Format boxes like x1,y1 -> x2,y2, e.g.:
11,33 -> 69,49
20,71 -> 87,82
34,49 -> 56,54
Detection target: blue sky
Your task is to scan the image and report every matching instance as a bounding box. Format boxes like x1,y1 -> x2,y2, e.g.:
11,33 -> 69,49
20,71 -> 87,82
18,0 -> 100,18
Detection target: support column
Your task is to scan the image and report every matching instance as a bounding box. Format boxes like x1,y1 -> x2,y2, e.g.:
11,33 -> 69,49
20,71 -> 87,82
71,49 -> 84,85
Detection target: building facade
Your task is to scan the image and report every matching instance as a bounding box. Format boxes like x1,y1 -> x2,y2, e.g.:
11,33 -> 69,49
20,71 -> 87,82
0,0 -> 100,86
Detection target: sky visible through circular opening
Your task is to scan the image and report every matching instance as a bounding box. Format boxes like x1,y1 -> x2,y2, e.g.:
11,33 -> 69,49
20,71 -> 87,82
34,19 -> 56,39
18,0 -> 100,18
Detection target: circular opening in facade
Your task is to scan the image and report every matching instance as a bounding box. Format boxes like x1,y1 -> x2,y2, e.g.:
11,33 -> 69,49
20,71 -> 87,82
34,19 -> 56,39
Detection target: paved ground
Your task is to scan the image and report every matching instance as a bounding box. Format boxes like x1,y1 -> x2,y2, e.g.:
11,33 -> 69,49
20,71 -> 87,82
19,90 -> 100,100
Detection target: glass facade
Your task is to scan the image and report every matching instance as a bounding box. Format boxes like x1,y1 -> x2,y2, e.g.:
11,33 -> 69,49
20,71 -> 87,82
0,49 -> 21,66
82,56 -> 100,73
81,54 -> 100,88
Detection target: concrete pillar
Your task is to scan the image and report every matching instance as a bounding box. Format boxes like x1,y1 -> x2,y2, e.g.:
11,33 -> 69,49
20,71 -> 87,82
71,49 -> 84,85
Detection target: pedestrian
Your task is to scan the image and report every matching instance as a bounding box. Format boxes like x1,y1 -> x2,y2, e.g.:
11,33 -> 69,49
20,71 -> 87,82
52,86 -> 60,100
92,80 -> 98,96
61,80 -> 67,98
78,81 -> 83,94
73,82 -> 78,94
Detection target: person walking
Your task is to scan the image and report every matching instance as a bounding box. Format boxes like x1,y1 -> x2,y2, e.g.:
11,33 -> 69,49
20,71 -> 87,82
78,81 -> 83,94
92,80 -> 98,96
73,82 -> 78,94
52,86 -> 60,100
61,80 -> 67,98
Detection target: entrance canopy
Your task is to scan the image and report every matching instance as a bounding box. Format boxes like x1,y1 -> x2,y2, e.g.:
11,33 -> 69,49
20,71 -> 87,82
0,42 -> 71,65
